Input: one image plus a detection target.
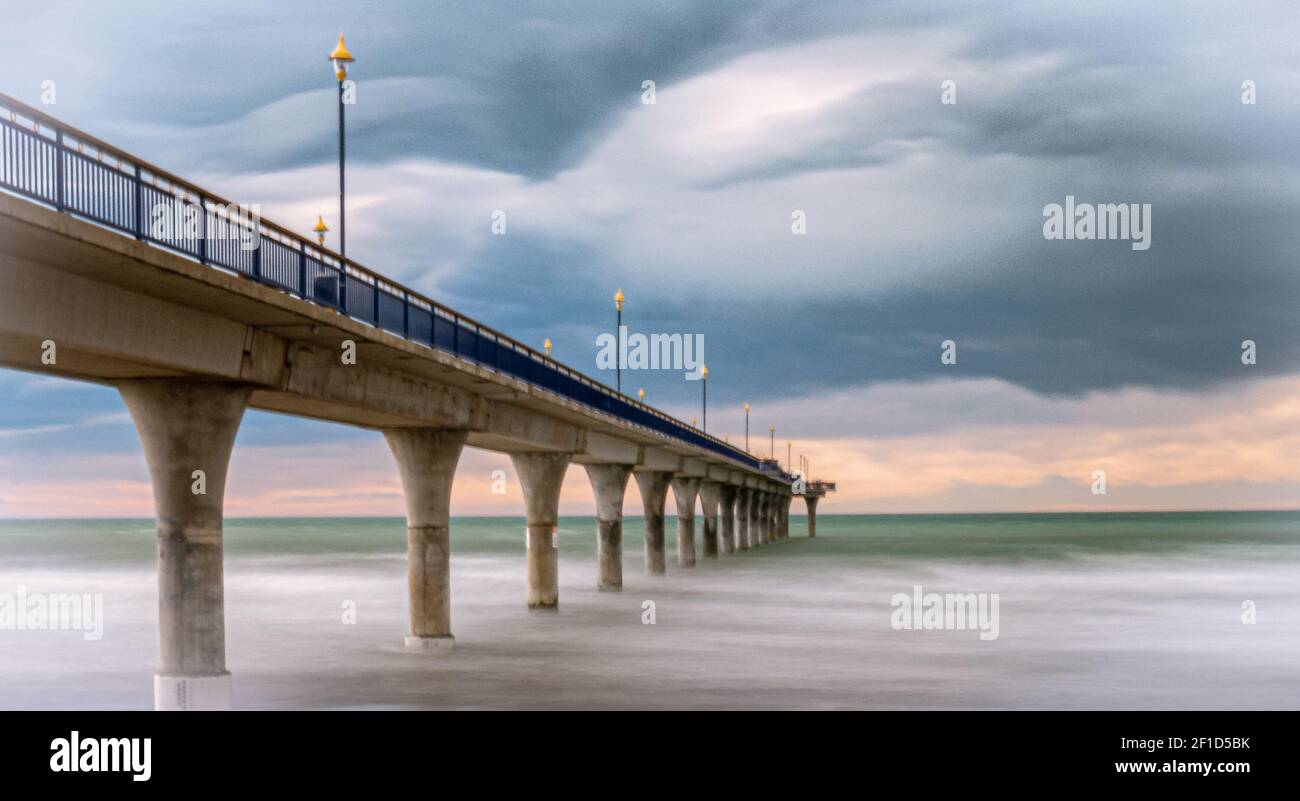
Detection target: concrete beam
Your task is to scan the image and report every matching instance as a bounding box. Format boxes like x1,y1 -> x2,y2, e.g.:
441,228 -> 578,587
574,431 -> 641,465
637,446 -> 682,473
679,458 -> 709,478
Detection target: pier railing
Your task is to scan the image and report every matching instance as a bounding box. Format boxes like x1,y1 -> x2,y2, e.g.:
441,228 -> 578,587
0,92 -> 783,478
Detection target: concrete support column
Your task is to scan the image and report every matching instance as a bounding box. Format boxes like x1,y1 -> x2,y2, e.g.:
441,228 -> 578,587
119,379 -> 251,711
766,492 -> 778,543
635,471 -> 673,574
511,452 -> 572,609
759,491 -> 769,548
736,488 -> 752,550
584,464 -> 632,591
749,492 -> 765,547
698,481 -> 722,559
383,428 -> 467,652
718,484 -> 738,554
806,495 -> 820,538
670,477 -> 701,567
780,495 -> 792,539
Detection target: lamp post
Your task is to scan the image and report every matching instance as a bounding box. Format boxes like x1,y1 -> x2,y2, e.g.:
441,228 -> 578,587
700,364 -> 708,433
329,34 -> 355,267
769,425 -> 775,459
614,288 -> 624,392
313,214 -> 329,247
743,402 -> 750,452
637,387 -> 645,403
544,337 -> 552,358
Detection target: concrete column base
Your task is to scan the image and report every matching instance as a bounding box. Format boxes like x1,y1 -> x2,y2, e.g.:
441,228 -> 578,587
526,525 -> 559,609
154,673 -> 232,711
405,634 -> 455,653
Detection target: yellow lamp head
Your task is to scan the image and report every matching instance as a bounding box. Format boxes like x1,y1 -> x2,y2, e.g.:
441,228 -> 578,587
701,364 -> 708,379
614,288 -> 624,311
744,402 -> 750,412
543,337 -> 552,356
313,214 -> 329,246
330,34 -> 355,80
692,417 -> 698,427
637,388 -> 645,400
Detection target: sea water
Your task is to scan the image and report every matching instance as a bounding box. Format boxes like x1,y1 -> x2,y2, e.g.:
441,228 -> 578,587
1,512 -> 1297,709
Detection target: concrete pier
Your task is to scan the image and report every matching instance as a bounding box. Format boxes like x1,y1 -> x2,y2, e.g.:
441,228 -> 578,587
718,483 -> 738,554
511,452 -> 571,609
779,494 -> 792,539
736,487 -> 752,550
584,464 -> 631,591
765,490 -> 778,543
750,491 -> 765,547
383,428 -> 466,651
764,492 -> 776,544
670,477 -> 701,567
698,481 -> 722,558
805,495 -> 820,538
635,471 -> 673,574
119,379 -> 250,711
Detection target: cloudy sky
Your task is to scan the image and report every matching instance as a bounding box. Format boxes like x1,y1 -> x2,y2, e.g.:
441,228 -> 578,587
2,0 -> 1298,516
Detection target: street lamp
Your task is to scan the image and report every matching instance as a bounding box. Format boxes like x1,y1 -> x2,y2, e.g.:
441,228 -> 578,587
544,337 -> 552,358
313,214 -> 329,247
329,33 -> 355,270
691,416 -> 698,428
769,425 -> 775,458
700,364 -> 708,432
743,402 -> 750,452
637,387 -> 645,402
614,288 -> 625,392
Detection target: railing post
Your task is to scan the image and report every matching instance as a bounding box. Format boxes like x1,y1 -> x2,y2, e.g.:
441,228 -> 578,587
298,243 -> 307,298
251,216 -> 261,281
133,164 -> 143,239
402,294 -> 409,338
54,129 -> 65,212
197,195 -> 207,264
339,263 -> 349,314
373,280 -> 379,324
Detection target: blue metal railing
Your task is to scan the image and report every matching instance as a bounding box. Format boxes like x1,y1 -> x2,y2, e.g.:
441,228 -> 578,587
0,92 -> 786,479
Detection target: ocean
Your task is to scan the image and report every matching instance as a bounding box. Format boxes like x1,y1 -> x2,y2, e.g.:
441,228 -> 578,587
1,511 -> 1298,710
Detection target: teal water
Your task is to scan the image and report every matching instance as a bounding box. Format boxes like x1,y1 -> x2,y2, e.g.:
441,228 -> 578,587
1,512 -> 1298,709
